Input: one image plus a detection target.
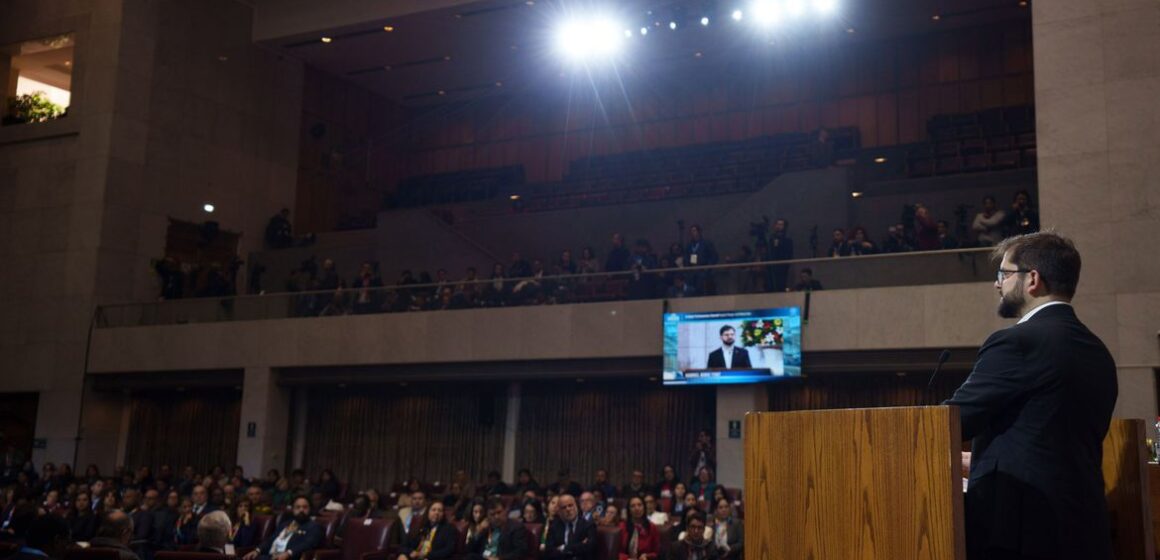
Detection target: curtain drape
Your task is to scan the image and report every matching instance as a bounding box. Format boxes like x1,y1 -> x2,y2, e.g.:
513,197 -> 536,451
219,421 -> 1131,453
301,383 -> 508,492
515,380 -> 715,487
124,389 -> 241,473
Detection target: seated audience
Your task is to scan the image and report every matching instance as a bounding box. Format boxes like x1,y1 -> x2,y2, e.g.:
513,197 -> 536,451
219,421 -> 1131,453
537,495 -> 559,551
243,496 -> 322,560
936,221 -> 960,249
463,500 -> 487,544
396,502 -> 456,560
643,495 -> 668,527
827,229 -> 851,257
619,497 -> 659,560
653,466 -> 679,500
547,470 -> 583,499
710,498 -> 742,560
670,483 -> 690,516
512,469 -> 541,498
588,470 -> 616,500
689,469 -> 716,506
352,262 -> 385,314
466,498 -> 528,560
398,490 -> 429,538
482,472 -> 509,497
543,495 -> 595,560
230,500 -> 258,548
577,493 -> 598,524
91,511 -> 141,560
620,471 -> 648,500
913,204 -> 939,251
604,234 -> 630,273
881,224 -> 913,253
848,227 -> 877,255
173,497 -> 199,546
67,491 -> 98,542
673,513 -> 715,560
198,510 -> 232,554
1004,189 -> 1040,237
597,504 -> 619,528
521,500 -> 543,525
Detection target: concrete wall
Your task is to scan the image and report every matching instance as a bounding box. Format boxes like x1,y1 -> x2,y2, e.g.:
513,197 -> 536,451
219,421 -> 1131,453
1032,0 -> 1160,420
0,0 -> 302,467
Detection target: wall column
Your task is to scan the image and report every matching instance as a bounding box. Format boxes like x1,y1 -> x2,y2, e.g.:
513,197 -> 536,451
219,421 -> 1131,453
236,367 -> 290,477
715,385 -> 768,492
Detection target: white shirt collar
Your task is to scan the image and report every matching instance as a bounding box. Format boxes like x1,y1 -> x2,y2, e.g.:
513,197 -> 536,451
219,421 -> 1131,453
1017,301 -> 1070,324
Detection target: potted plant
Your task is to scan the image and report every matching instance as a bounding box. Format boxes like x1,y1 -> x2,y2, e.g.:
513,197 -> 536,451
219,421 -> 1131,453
3,91 -> 66,125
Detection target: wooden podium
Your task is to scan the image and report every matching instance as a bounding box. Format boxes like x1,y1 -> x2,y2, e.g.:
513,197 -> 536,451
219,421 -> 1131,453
744,406 -> 965,560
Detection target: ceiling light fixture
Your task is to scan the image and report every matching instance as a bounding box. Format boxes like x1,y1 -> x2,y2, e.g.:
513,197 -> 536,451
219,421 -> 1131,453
701,16 -> 710,26
873,157 -> 886,163
851,192 -> 863,198
320,36 -> 332,43
931,14 -> 941,21
383,25 -> 395,32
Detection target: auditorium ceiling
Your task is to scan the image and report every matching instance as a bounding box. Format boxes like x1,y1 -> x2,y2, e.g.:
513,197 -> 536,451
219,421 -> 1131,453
251,0 -> 1031,105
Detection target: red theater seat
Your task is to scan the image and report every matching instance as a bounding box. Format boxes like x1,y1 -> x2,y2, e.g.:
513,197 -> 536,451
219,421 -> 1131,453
596,527 -> 622,560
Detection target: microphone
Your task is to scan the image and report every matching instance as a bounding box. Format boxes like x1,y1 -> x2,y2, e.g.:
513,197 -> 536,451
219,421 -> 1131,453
926,349 -> 952,402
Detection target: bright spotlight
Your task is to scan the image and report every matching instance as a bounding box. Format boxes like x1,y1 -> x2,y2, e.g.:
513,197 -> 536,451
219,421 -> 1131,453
731,9 -> 743,21
669,21 -> 677,30
555,16 -> 625,61
624,29 -> 633,37
813,0 -> 838,14
700,16 -> 710,26
640,26 -> 648,35
751,1 -> 780,24
203,203 -> 215,213
786,0 -> 806,17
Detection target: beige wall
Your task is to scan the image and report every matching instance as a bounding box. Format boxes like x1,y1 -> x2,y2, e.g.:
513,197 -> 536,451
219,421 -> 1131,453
0,0 -> 302,467
1032,0 -> 1160,420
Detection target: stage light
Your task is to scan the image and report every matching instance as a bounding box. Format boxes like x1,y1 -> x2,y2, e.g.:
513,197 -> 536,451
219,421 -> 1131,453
320,36 -> 332,43
750,1 -> 780,25
786,0 -> 806,17
669,21 -> 677,30
731,9 -> 743,21
624,29 -> 633,37
700,16 -> 710,26
813,0 -> 838,14
851,192 -> 863,198
640,26 -> 649,35
873,157 -> 886,163
203,203 -> 215,213
555,16 -> 627,61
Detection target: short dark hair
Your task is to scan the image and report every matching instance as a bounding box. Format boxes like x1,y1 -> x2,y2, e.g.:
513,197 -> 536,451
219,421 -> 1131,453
719,325 -> 735,335
26,515 -> 70,550
994,231 -> 1081,299
485,497 -> 506,512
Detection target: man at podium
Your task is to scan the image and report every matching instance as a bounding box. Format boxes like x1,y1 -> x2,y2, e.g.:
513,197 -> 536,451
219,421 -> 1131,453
945,232 -> 1117,560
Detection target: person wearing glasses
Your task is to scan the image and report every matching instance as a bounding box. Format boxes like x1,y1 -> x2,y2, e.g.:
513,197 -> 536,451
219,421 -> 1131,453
945,231 -> 1116,560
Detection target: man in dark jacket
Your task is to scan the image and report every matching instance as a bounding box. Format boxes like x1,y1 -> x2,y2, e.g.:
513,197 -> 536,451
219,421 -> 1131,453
543,495 -> 594,560
466,498 -> 528,560
946,232 -> 1117,560
243,496 -> 323,560
9,516 -> 71,560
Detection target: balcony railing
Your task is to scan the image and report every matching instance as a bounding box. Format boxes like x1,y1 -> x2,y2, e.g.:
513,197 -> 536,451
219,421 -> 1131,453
94,248 -> 994,328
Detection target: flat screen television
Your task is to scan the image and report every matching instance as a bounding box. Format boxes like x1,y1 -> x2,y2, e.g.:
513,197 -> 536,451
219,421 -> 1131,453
663,307 -> 803,385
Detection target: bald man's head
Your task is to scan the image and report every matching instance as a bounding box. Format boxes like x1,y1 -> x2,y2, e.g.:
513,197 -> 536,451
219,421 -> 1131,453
96,511 -> 134,544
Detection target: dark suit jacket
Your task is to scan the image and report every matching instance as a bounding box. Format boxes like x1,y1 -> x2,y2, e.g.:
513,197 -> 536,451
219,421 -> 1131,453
257,519 -> 324,560
467,520 -> 528,560
543,517 -> 596,560
712,518 -> 743,560
945,304 -> 1117,560
400,522 -> 457,560
706,347 -> 751,369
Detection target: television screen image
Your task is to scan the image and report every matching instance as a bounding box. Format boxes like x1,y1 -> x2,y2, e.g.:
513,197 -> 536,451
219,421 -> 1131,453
663,307 -> 803,385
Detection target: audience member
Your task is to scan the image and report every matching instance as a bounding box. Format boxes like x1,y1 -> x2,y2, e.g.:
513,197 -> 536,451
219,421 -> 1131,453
881,224 -> 913,253
230,500 -> 257,548
172,497 -> 198,546
688,431 -> 715,484
673,512 -> 715,560
511,469 -> 540,498
971,195 -> 1006,246
792,268 -> 823,292
466,498 -> 528,560
577,248 -> 599,276
670,484 -> 690,517
521,501 -> 542,525
197,510 -> 232,554
619,496 -> 659,560
396,502 -> 455,560
710,498 -> 743,560
620,471 -> 648,500
352,262 -> 384,314
936,221 -> 960,249
482,472 -> 509,497
547,470 -> 583,499
653,466 -> 679,500
577,493 -> 597,524
666,275 -> 697,298
848,227 -> 877,255
689,469 -> 716,505
1004,189 -> 1040,237
685,225 -> 719,294
598,504 -> 619,528
543,495 -> 595,560
91,511 -> 141,560
765,218 -> 793,293
398,490 -> 429,538
627,240 -> 659,300
643,495 -> 668,527
66,491 -> 98,542
243,496 -> 322,560
827,228 -> 851,257
604,234 -> 631,273
913,204 -> 939,251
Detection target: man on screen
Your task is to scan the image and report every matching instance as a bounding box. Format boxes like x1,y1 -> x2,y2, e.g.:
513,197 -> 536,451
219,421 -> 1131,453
706,326 -> 751,369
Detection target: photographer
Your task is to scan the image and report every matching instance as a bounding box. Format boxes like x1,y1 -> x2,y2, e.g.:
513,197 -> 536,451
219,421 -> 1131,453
1004,190 -> 1040,237
764,218 -> 793,292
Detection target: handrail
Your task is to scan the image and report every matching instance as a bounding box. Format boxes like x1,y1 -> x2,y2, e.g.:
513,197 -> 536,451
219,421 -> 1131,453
95,247 -> 992,310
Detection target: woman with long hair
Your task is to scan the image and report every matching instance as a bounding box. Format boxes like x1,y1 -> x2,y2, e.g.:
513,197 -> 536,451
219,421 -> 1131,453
539,495 -> 559,552
670,482 -> 689,515
619,496 -> 659,560
654,465 -> 679,500
397,502 -> 456,560
231,499 -> 258,548
66,491 -> 98,542
462,499 -> 487,546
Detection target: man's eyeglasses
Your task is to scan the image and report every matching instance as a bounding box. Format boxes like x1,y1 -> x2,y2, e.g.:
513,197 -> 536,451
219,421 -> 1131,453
997,268 -> 1030,283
